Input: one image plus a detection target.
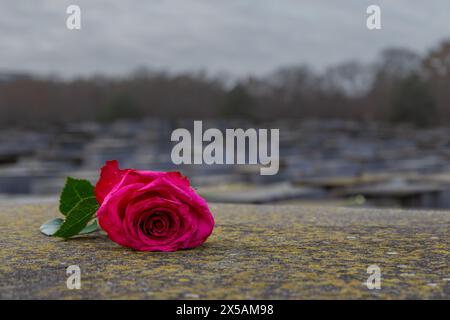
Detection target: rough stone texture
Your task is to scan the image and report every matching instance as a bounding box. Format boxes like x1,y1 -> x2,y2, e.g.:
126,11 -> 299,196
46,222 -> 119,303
0,202 -> 449,299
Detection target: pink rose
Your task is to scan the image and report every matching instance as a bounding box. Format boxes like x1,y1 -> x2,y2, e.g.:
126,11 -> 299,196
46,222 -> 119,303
95,160 -> 215,252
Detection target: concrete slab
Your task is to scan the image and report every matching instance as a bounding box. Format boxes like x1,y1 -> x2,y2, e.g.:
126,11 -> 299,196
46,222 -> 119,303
0,202 -> 449,299
198,183 -> 324,204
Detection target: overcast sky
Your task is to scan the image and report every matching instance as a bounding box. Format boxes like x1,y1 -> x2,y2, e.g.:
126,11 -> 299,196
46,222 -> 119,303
0,0 -> 449,78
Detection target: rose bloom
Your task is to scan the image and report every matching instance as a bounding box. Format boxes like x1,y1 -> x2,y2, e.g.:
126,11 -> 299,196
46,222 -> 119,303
95,160 -> 215,252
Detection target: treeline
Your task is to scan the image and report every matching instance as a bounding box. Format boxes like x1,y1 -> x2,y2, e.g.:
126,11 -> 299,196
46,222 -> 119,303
1,40 -> 450,128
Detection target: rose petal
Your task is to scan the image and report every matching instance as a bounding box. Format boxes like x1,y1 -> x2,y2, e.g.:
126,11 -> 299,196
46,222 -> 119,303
95,160 -> 131,204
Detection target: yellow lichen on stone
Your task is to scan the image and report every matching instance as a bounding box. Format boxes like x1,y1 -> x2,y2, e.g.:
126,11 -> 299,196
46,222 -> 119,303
0,202 -> 449,299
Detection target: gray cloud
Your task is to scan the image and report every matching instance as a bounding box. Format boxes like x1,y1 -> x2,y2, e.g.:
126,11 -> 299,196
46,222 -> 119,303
0,0 -> 449,78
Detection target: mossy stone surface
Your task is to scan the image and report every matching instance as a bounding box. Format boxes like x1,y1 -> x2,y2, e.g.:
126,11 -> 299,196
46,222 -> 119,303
0,202 -> 449,299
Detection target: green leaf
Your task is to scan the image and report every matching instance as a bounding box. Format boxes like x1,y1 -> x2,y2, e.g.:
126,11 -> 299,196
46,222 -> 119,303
53,177 -> 99,239
79,219 -> 99,234
59,177 -> 97,216
54,198 -> 99,238
40,218 -> 64,236
40,218 -> 100,236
